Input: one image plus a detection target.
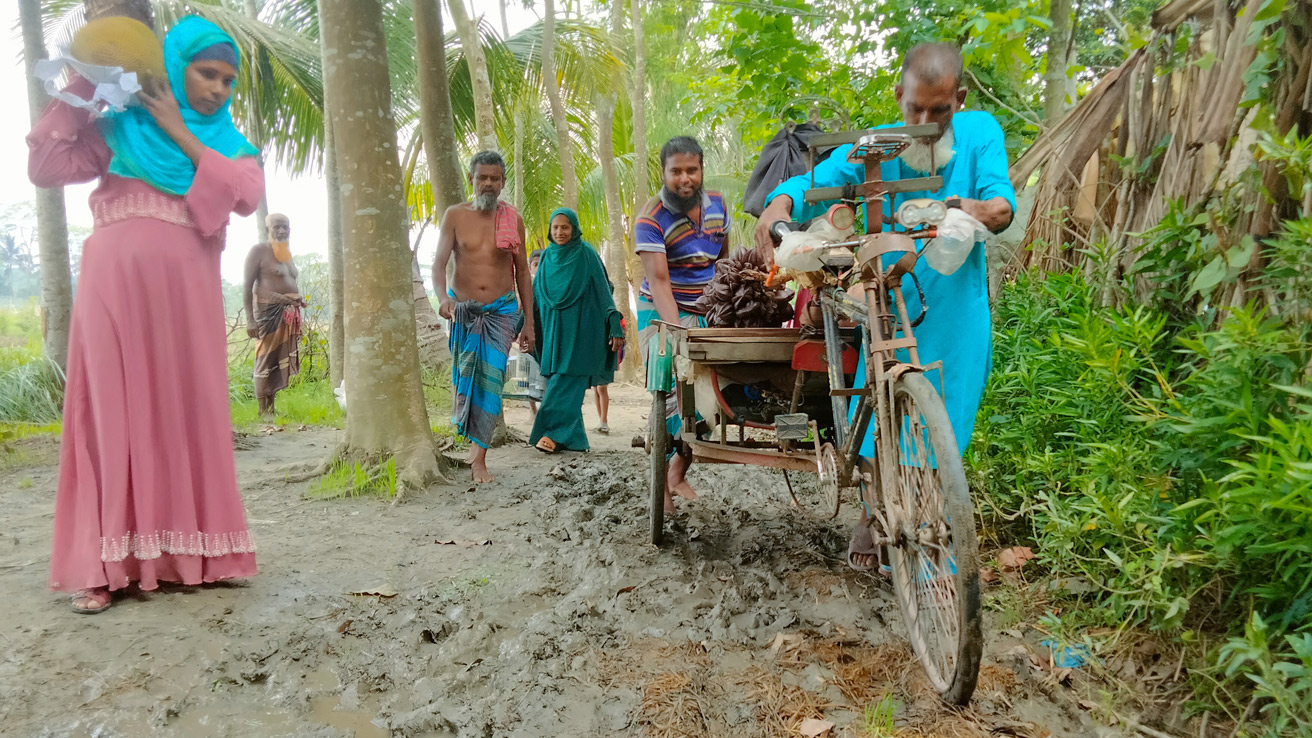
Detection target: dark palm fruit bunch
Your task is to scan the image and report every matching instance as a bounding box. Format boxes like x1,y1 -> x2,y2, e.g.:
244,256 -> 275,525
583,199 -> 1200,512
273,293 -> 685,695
694,249 -> 795,328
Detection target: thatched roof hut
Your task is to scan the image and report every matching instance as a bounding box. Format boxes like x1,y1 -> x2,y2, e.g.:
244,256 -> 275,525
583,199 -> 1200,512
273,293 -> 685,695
1011,0 -> 1311,308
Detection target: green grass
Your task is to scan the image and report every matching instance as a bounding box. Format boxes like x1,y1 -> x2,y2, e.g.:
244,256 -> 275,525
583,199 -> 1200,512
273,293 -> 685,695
0,347 -> 65,425
229,377 -> 345,430
307,457 -> 398,499
0,306 -> 456,449
859,694 -> 900,737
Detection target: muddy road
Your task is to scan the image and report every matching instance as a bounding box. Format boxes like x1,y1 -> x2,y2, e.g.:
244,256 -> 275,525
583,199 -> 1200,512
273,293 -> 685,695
0,385 -> 1105,737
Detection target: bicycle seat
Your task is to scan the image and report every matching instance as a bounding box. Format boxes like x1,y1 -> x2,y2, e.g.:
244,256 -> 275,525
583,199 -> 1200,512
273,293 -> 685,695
856,232 -> 915,273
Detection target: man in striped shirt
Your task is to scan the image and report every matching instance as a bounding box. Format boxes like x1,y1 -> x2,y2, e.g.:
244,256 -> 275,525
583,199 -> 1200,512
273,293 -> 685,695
636,136 -> 729,512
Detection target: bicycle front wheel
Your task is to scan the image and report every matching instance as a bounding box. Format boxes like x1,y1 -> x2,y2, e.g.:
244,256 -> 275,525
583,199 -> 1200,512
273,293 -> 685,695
883,372 -> 982,705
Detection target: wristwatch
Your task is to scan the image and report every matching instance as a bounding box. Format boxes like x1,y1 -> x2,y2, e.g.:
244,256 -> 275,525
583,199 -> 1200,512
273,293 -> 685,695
945,197 -> 963,210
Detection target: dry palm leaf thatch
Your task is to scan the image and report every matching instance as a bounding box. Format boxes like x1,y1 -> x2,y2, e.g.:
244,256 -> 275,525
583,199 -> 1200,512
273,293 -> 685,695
1012,0 -> 1312,309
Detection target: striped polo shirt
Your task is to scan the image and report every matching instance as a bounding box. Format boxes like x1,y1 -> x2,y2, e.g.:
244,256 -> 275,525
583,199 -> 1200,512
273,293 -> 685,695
634,190 -> 728,309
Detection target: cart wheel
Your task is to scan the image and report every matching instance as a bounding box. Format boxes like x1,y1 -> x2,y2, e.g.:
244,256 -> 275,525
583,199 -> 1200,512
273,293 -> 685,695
882,373 -> 982,705
790,442 -> 842,519
649,389 -> 669,546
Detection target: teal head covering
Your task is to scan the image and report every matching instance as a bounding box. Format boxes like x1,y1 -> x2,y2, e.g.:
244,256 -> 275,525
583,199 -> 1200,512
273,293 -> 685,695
536,207 -> 601,311
98,16 -> 259,196
533,207 -> 623,380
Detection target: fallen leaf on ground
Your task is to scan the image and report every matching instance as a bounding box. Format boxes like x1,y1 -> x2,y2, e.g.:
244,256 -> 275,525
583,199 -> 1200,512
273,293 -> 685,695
980,567 -> 998,583
348,586 -> 398,598
799,718 -> 834,737
768,632 -> 804,657
434,539 -> 491,547
615,585 -> 637,597
997,546 -> 1036,571
336,619 -> 354,633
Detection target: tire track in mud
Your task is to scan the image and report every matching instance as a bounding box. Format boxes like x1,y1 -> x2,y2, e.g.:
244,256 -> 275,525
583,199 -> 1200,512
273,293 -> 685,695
1,417 -> 1099,737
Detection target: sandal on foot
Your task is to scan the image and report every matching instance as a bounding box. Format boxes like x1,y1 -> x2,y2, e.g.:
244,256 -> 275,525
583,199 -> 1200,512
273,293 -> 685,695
535,437 -> 558,454
71,588 -> 111,614
595,423 -> 610,434
847,524 -> 891,575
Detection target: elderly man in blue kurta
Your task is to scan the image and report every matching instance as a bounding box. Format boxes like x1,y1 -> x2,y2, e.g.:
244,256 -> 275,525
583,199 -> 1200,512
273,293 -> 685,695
755,42 -> 1016,571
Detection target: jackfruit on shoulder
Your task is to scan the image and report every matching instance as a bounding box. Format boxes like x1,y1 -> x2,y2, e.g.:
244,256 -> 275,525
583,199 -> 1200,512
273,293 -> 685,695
70,17 -> 165,84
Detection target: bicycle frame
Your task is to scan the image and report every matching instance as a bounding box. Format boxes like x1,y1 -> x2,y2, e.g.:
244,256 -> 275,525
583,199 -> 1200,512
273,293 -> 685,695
806,126 -> 948,539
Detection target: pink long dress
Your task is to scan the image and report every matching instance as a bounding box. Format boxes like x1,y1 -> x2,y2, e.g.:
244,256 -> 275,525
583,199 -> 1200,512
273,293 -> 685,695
28,78 -> 261,593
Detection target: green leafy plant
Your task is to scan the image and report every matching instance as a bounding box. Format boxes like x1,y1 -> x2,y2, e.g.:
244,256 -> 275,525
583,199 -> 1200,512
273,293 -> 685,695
1220,614 -> 1312,738
860,694 -> 900,737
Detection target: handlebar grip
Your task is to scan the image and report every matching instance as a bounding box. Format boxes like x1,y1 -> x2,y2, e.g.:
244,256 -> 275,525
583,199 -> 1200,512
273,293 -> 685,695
769,220 -> 801,245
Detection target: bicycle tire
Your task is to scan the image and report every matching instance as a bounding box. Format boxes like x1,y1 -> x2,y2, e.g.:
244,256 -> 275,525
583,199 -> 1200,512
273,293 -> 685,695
883,372 -> 982,705
649,390 -> 669,546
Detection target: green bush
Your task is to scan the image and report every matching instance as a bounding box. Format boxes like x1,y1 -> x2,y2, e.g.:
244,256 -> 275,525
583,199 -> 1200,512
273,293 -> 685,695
974,265 -> 1312,730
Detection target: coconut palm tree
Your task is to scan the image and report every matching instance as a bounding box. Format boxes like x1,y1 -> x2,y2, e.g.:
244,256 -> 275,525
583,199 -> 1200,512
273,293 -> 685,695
542,0 -> 578,208
20,0 -> 73,370
320,0 -> 445,490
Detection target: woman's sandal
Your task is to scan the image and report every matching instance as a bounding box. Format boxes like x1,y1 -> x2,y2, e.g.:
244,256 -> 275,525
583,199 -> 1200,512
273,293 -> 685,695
535,437 -> 558,454
71,588 -> 112,614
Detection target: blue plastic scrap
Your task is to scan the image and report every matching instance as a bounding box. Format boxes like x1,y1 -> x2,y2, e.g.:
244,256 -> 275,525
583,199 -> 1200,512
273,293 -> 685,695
1039,639 -> 1093,669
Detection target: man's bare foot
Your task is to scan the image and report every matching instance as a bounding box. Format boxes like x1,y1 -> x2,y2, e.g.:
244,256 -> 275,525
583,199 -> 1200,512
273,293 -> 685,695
468,447 -> 494,483
668,454 -> 698,501
471,460 -> 495,483
71,587 -> 111,614
669,478 -> 698,501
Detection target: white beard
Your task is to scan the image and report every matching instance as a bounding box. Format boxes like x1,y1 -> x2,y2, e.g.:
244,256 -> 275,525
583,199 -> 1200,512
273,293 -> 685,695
473,192 -> 499,211
898,128 -> 956,174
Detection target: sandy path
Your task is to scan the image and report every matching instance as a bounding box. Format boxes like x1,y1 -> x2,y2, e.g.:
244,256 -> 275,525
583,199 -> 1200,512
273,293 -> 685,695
0,384 -> 1097,737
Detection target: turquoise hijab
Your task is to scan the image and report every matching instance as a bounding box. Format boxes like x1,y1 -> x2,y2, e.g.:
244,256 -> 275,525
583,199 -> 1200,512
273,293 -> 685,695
98,16 -> 259,196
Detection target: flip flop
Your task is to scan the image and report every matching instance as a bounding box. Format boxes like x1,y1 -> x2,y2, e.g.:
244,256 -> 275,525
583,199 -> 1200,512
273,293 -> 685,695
595,423 -> 610,434
71,588 -> 111,615
847,523 -> 892,575
535,437 -> 558,454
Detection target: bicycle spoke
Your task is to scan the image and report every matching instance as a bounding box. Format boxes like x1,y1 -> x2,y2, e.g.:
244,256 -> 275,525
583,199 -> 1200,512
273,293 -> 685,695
892,388 -> 960,689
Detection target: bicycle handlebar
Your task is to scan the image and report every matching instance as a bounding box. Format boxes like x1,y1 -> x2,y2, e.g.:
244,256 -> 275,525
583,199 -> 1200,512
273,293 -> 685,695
769,219 -> 802,245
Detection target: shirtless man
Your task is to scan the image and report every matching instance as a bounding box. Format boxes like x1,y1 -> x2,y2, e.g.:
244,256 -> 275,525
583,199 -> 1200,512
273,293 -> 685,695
244,213 -> 305,418
432,151 -> 535,483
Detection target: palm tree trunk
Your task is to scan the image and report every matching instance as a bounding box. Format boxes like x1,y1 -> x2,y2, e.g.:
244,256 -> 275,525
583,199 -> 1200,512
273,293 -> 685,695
414,0 -> 466,213
627,0 -> 650,314
243,0 -> 271,243
318,1 -> 345,387
599,0 -> 639,380
21,0 -> 73,371
497,0 -> 510,39
448,0 -> 498,152
513,109 -> 525,212
1044,0 -> 1074,124
83,0 -> 153,25
323,116 -> 346,387
320,0 -> 443,489
542,0 -> 578,209
412,249 -> 450,367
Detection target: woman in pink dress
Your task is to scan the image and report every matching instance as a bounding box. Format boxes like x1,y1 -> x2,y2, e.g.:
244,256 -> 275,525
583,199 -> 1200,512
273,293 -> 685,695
27,16 -> 263,613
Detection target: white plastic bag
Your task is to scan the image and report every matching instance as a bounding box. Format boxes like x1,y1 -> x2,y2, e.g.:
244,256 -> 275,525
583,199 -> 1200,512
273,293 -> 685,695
334,381 -> 347,412
33,55 -> 141,115
774,230 -> 832,271
921,208 -> 989,276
